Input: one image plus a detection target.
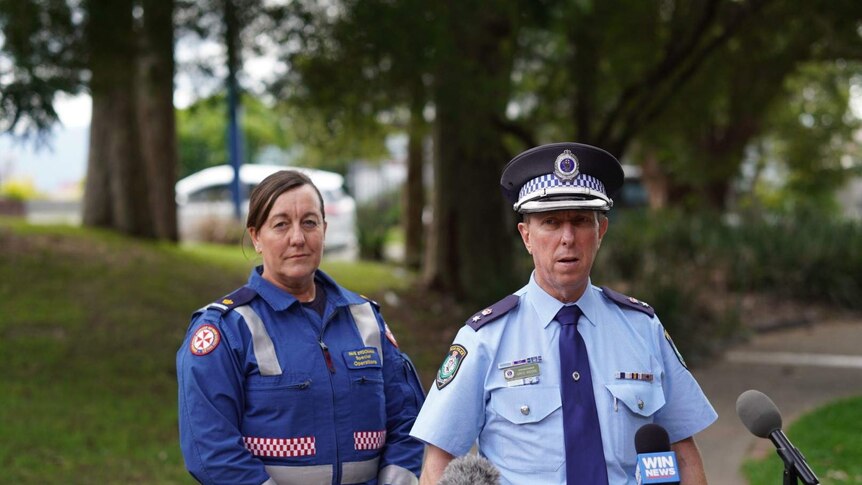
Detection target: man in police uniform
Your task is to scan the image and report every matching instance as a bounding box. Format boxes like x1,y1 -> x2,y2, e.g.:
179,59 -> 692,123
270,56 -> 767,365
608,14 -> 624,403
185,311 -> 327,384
410,143 -> 717,484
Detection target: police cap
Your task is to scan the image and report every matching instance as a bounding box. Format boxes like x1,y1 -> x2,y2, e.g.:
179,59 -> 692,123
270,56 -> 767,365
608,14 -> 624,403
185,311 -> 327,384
500,142 -> 624,213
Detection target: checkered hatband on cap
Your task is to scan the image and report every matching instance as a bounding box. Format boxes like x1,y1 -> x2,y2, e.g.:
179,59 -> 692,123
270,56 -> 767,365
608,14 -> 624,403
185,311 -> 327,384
518,173 -> 606,200
514,172 -> 611,213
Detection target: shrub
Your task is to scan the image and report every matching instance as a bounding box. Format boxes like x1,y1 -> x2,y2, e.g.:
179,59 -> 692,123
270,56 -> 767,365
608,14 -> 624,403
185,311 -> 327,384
356,189 -> 401,261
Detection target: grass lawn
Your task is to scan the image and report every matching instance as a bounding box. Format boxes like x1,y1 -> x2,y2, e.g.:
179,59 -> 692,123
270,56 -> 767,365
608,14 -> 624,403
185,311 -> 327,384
742,395 -> 862,484
0,219 -> 416,483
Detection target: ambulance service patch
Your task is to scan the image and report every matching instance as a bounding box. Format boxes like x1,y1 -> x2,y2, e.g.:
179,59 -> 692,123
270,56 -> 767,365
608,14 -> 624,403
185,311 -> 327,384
384,323 -> 399,348
191,324 -> 221,356
436,344 -> 468,390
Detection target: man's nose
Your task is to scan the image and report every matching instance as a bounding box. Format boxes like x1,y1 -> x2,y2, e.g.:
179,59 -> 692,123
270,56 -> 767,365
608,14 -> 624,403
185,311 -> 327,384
560,222 -> 576,243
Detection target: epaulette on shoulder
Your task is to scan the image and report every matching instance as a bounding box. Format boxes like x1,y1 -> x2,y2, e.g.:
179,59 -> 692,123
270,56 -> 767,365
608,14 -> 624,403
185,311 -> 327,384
600,286 -> 655,318
207,286 -> 258,314
359,294 -> 381,311
466,294 -> 520,331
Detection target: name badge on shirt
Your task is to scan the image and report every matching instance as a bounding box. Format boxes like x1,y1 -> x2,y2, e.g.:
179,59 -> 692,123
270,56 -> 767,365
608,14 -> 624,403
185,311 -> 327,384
343,347 -> 381,369
502,363 -> 541,387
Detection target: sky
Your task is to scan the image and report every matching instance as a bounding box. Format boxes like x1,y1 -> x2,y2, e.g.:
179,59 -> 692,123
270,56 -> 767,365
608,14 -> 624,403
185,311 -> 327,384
0,94 -> 91,196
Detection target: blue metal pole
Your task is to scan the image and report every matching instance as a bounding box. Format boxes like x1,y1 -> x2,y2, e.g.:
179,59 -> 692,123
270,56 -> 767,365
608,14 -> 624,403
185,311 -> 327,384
227,80 -> 243,221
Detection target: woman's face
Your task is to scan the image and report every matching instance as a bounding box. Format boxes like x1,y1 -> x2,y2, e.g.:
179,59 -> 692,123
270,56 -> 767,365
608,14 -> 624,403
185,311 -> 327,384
249,184 -> 327,295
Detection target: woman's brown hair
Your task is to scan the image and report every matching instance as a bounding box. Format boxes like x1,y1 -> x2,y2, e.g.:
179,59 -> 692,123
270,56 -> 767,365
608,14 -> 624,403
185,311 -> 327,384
246,170 -> 326,231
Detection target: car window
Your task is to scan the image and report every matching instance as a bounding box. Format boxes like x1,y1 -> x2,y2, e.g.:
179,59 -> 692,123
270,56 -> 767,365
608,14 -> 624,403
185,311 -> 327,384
188,184 -> 231,203
321,188 -> 343,204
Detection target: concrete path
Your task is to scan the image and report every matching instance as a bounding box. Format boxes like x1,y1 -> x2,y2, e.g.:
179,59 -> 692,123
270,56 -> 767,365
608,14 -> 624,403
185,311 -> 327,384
691,318 -> 862,484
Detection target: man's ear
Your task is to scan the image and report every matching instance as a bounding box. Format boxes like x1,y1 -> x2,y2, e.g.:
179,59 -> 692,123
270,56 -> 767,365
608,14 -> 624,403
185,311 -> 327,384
517,218 -> 532,254
597,214 -> 609,243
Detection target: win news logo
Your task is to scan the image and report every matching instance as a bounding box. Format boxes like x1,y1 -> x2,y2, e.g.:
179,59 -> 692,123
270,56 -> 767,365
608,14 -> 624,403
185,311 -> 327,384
636,452 -> 679,484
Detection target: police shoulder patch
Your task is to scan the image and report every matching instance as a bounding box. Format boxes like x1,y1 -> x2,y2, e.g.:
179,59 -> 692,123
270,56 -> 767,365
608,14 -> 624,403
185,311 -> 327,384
664,328 -> 688,369
436,344 -> 468,390
190,324 -> 221,356
466,294 -> 520,331
600,286 -> 655,318
207,286 -> 258,314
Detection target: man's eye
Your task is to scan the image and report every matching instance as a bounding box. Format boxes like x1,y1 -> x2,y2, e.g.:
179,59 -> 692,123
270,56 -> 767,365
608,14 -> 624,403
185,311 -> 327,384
302,220 -> 318,229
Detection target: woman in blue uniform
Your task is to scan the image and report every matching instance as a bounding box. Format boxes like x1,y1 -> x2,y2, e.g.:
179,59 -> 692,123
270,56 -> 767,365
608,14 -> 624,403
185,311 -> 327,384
178,170 -> 425,485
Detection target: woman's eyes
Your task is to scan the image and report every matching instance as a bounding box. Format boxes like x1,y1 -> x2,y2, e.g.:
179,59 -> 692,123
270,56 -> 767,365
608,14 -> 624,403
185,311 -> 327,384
271,220 -> 318,229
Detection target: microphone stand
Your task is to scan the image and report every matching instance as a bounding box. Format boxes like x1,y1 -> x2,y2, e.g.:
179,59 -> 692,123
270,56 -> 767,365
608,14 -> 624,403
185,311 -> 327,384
781,457 -> 798,485
769,432 -> 819,485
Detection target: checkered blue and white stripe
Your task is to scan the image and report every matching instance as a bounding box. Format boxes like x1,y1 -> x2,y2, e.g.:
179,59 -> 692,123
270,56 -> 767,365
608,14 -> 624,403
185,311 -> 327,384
518,173 -> 606,200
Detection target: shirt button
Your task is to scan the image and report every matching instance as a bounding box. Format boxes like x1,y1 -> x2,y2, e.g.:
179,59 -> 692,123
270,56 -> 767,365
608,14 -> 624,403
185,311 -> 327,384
520,405 -> 530,415
572,371 -> 580,381
638,399 -> 645,410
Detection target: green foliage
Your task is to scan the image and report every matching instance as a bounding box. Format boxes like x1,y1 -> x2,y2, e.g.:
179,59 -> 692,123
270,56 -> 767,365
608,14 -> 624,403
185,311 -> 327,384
596,207 -> 862,363
271,103 -> 391,174
0,218 -> 411,483
725,210 -> 862,309
596,209 -> 742,365
743,396 -> 862,484
176,93 -> 292,179
750,61 -> 862,212
0,178 -> 40,200
356,189 -> 401,261
0,0 -> 86,139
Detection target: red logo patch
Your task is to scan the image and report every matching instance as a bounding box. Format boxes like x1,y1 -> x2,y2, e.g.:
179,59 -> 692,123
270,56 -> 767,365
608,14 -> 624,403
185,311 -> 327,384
384,323 -> 399,348
190,324 -> 221,356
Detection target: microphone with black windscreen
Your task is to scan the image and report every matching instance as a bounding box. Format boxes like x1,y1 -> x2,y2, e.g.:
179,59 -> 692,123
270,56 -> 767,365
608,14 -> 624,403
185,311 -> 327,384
736,389 -> 819,485
634,423 -> 680,485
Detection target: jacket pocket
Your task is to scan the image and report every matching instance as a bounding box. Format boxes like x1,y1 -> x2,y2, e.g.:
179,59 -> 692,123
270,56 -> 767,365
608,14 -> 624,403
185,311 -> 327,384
348,366 -> 387,444
243,372 -> 316,456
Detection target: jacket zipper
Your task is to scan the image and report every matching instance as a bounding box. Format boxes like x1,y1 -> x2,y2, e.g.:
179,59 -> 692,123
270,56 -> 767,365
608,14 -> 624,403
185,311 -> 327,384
319,308 -> 341,484
319,339 -> 336,373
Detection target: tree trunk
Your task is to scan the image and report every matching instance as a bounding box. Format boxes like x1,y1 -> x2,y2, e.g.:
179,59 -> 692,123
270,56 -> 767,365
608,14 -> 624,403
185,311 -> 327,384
82,96 -> 113,228
82,0 -> 154,238
402,93 -> 426,270
423,1 -> 520,304
137,0 -> 178,241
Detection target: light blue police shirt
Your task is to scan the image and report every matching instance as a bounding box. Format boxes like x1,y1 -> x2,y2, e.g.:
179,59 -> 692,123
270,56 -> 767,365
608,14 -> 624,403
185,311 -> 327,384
410,274 -> 717,485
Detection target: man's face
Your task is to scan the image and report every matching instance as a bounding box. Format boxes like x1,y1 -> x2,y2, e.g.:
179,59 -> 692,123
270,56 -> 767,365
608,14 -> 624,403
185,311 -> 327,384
517,209 -> 608,303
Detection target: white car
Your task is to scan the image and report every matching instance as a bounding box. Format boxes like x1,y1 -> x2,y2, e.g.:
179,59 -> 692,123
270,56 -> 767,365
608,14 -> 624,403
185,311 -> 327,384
176,164 -> 358,255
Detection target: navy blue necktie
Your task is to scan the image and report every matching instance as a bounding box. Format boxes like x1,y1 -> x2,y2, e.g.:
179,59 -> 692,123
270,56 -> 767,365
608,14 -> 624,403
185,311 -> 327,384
557,305 -> 608,485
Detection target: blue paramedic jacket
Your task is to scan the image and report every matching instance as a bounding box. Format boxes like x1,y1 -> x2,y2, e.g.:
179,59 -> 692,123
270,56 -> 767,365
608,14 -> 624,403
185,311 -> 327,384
177,267 -> 425,485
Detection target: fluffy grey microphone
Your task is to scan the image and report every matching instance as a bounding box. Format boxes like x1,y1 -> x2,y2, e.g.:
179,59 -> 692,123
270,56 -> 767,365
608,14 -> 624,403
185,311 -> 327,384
438,454 -> 501,485
736,389 -> 783,438
736,389 -> 820,484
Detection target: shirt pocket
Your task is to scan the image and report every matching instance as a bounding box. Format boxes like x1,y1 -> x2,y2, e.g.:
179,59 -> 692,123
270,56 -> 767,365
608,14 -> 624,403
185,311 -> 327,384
604,380 -> 666,465
487,386 -> 564,472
